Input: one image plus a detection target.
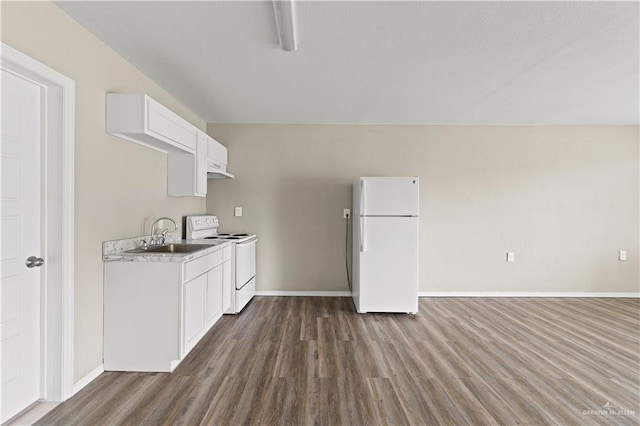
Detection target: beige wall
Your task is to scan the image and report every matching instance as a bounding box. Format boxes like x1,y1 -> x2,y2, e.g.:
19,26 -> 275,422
207,124 -> 639,294
2,1 -> 206,381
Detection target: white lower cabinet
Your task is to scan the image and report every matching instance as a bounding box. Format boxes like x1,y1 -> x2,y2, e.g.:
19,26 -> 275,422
183,273 -> 207,355
104,245 -> 231,372
206,266 -> 223,324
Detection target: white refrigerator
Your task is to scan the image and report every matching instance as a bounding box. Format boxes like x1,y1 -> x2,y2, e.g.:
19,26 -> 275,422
352,177 -> 419,313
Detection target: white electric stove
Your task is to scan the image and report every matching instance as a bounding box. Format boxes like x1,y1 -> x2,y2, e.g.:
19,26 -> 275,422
185,215 -> 256,314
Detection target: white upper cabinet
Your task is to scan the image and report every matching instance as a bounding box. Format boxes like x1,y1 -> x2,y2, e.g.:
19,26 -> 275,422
106,93 -> 197,153
106,93 -> 233,197
207,136 -> 234,179
167,131 -> 207,197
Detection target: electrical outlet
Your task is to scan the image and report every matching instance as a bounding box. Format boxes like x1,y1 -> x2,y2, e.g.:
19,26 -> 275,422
506,252 -> 515,262
619,250 -> 627,261
234,207 -> 243,217
343,209 -> 351,219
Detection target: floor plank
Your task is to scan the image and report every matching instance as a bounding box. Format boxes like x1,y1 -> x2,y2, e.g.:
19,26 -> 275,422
36,297 -> 640,425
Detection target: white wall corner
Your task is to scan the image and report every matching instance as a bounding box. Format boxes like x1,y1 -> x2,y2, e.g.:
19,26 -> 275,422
71,364 -> 104,396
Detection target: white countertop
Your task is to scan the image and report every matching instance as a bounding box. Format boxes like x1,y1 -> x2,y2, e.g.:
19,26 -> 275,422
103,234 -> 231,263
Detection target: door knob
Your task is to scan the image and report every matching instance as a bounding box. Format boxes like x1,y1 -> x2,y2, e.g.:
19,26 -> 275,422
25,256 -> 44,268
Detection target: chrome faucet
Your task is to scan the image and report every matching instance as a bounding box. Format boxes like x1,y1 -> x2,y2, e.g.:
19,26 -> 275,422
150,217 -> 178,246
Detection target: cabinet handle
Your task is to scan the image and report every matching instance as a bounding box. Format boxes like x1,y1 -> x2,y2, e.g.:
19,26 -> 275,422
359,179 -> 365,252
360,179 -> 365,216
360,217 -> 365,253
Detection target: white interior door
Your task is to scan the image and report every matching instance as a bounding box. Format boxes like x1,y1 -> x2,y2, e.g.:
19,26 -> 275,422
359,217 -> 418,313
1,69 -> 43,422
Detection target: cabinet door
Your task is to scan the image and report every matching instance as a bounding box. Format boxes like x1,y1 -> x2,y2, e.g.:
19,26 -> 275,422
207,137 -> 227,165
167,152 -> 202,198
205,265 -> 223,325
146,97 -> 197,152
222,259 -> 231,313
183,273 -> 206,354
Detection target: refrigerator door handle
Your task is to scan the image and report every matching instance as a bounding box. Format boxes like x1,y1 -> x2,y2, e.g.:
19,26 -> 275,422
360,217 -> 366,252
360,179 -> 365,217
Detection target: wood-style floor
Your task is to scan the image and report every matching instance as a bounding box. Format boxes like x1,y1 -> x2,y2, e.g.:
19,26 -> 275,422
37,297 -> 639,425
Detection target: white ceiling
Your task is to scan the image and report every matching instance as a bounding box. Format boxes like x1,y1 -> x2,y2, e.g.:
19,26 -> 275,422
56,1 -> 639,125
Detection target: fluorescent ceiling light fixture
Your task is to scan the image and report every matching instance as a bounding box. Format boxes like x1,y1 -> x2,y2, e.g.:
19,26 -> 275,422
272,0 -> 298,52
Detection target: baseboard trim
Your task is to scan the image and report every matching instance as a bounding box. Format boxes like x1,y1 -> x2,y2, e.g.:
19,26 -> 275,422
419,292 -> 640,298
256,291 -> 639,298
255,291 -> 352,297
71,364 -> 104,396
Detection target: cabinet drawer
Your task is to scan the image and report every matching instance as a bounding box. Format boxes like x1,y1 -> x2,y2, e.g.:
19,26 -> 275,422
223,246 -> 231,261
146,98 -> 197,152
183,250 -> 223,283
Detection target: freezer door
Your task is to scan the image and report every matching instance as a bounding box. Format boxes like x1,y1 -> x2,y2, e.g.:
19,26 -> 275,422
358,216 -> 418,313
361,177 -> 419,217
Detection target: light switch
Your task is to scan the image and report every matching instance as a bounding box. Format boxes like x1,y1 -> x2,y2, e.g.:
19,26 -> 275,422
506,252 -> 515,262
234,207 -> 243,217
619,250 -> 627,261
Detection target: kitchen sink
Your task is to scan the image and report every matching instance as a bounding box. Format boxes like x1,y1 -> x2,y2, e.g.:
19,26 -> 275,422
125,243 -> 211,254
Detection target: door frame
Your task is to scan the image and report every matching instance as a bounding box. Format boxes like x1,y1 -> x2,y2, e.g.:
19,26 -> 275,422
1,43 -> 75,401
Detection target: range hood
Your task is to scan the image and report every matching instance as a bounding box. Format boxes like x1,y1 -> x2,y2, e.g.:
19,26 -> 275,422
205,136 -> 233,179
207,167 -> 234,179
